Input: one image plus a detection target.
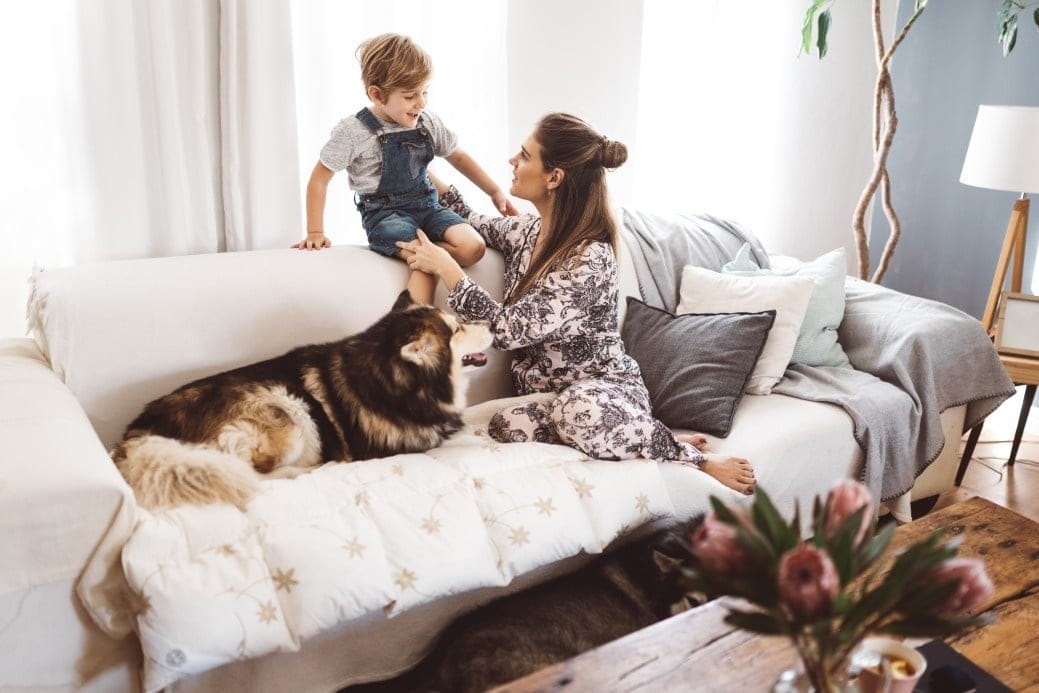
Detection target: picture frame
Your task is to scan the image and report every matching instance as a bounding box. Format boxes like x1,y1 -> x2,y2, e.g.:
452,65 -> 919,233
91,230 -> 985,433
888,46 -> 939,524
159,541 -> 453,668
995,292 -> 1039,358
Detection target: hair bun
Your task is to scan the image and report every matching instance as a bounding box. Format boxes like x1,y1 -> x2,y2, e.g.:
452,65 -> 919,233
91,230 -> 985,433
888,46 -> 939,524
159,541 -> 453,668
600,138 -> 628,170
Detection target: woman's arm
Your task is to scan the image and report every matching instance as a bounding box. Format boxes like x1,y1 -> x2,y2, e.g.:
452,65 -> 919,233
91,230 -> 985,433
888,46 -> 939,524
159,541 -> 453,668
405,234 -> 613,351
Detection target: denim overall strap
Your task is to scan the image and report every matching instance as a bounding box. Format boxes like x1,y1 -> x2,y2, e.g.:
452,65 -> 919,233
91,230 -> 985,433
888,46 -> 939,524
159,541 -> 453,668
356,109 -> 434,198
355,107 -> 383,136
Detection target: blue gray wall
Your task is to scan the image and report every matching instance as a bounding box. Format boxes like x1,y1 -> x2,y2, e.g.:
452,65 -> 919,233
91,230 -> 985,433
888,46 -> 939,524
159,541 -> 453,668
869,2 -> 1039,318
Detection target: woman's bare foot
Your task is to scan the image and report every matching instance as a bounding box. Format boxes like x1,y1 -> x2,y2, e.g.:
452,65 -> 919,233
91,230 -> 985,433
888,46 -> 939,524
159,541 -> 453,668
699,454 -> 755,495
676,433 -> 709,451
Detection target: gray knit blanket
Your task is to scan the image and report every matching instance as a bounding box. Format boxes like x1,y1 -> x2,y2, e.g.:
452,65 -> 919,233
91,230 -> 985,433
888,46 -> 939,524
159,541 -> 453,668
621,211 -> 1016,502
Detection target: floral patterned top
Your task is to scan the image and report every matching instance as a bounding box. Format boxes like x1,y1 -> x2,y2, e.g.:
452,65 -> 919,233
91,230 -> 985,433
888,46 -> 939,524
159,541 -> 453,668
443,187 -> 647,396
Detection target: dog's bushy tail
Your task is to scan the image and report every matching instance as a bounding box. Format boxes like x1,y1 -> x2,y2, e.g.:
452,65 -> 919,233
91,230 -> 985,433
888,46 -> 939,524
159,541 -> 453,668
113,434 -> 259,510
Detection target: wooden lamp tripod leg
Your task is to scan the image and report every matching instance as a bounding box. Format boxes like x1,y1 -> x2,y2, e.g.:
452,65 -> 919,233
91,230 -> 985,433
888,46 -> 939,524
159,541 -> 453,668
981,197 -> 1030,335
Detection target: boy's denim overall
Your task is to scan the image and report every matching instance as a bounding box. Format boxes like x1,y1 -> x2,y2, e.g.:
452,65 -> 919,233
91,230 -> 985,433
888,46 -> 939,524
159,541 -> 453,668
354,108 -> 467,256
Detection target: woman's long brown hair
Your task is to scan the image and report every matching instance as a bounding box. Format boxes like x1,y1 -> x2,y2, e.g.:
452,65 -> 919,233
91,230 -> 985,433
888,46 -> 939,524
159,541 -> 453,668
507,112 -> 628,303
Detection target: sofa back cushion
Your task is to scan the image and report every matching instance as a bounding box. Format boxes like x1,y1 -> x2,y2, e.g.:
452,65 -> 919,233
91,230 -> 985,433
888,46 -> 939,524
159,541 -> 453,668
27,246 -> 515,450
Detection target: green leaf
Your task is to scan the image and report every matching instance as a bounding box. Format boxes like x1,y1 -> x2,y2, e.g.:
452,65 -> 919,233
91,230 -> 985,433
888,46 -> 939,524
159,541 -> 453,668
891,581 -> 959,617
1002,15 -> 1019,56
857,522 -> 894,567
737,524 -> 779,567
817,9 -> 832,59
800,0 -> 830,57
752,488 -> 798,554
878,612 -> 994,638
710,496 -> 739,525
724,608 -> 792,636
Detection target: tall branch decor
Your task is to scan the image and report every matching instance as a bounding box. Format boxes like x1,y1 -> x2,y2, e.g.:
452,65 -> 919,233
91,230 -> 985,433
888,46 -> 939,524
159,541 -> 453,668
801,0 -> 1039,283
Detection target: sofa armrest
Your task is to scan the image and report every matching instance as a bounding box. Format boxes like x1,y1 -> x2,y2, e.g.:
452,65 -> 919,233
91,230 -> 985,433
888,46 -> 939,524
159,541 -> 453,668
0,338 -> 137,637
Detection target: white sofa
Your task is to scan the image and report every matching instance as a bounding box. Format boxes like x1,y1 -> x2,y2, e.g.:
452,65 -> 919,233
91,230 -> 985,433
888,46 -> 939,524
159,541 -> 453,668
1,235 -> 977,692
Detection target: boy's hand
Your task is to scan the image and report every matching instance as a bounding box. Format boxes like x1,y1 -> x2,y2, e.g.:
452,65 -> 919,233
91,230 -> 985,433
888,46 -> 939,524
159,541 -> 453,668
292,232 -> 331,250
491,190 -> 519,216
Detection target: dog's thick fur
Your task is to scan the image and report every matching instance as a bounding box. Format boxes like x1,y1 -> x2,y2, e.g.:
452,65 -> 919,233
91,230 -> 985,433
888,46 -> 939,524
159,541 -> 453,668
345,515 -> 704,693
112,291 -> 492,509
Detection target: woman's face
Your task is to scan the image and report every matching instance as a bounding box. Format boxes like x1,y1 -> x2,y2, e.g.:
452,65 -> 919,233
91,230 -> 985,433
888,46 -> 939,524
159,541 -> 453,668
508,134 -> 553,204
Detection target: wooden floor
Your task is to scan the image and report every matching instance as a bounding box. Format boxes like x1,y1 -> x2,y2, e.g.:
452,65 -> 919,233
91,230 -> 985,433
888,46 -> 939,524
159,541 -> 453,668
936,385 -> 1039,522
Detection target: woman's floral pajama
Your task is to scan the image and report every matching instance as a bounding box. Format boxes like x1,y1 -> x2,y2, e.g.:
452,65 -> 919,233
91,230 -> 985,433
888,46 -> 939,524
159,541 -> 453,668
442,188 -> 700,464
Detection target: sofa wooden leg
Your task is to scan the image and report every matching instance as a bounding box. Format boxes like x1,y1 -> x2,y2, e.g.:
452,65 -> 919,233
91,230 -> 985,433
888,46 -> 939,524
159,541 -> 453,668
909,494 -> 940,520
1008,384 -> 1036,467
956,421 -> 984,486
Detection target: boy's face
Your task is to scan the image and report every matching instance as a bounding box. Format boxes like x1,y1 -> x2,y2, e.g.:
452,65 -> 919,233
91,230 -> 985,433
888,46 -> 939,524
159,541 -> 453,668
370,82 -> 430,129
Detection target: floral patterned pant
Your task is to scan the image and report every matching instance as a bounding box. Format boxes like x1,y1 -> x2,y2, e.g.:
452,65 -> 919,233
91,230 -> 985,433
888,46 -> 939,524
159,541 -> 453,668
487,379 -> 701,462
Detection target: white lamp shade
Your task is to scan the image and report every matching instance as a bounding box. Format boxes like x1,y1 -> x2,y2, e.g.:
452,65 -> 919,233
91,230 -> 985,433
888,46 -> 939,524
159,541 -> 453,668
960,105 -> 1039,195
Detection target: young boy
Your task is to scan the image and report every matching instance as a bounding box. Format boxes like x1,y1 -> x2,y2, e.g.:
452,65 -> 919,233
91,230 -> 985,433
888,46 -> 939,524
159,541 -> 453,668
295,33 -> 515,304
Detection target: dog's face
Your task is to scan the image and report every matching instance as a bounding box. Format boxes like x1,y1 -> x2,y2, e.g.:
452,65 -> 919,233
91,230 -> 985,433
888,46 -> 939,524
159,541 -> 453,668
390,290 -> 492,369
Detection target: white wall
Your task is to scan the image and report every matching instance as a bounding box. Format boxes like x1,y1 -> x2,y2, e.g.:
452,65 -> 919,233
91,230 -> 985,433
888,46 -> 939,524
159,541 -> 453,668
506,0 -> 644,213
506,0 -> 895,269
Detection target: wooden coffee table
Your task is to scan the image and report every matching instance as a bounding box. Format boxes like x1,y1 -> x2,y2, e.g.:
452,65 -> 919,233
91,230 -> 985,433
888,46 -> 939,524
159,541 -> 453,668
493,497 -> 1039,692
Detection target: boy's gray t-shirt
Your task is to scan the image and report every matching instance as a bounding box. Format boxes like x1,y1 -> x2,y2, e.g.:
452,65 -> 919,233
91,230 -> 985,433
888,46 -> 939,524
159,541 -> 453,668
319,109 -> 458,194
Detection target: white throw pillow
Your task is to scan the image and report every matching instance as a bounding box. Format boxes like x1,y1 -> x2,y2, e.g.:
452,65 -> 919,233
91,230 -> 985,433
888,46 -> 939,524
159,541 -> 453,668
677,266 -> 813,395
722,244 -> 851,368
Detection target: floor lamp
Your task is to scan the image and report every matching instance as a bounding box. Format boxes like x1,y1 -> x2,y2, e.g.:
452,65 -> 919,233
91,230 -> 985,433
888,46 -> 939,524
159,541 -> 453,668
959,104 -> 1039,335
957,105 -> 1039,480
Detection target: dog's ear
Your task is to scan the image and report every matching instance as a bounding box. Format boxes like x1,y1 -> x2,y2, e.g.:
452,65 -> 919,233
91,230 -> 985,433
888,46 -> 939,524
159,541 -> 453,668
392,290 -> 414,312
400,333 -> 438,367
651,548 -> 685,575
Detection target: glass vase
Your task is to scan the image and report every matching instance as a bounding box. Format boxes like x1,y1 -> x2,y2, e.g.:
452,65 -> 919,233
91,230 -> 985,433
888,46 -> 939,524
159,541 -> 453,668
771,650 -> 859,693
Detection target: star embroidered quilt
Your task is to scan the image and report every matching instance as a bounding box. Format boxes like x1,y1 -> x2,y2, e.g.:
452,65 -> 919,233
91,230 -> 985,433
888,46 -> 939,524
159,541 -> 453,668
117,395 -> 676,691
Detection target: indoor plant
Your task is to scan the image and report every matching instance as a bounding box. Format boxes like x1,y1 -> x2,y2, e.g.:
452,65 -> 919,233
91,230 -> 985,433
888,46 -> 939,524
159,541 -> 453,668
681,481 -> 994,692
800,0 -> 1039,283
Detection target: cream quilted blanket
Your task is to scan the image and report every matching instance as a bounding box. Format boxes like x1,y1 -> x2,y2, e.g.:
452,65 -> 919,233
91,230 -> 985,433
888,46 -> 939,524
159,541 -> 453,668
118,395 -> 676,691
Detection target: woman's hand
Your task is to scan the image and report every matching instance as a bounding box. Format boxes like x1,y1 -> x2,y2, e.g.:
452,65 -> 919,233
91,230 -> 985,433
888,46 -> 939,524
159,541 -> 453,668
397,230 -> 465,290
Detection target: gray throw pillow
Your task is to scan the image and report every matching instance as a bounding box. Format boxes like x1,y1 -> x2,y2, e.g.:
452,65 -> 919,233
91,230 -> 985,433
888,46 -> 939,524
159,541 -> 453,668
621,297 -> 775,437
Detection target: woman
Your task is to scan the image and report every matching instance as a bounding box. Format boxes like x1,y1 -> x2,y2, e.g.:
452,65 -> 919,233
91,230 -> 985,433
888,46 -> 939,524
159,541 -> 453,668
399,112 -> 755,494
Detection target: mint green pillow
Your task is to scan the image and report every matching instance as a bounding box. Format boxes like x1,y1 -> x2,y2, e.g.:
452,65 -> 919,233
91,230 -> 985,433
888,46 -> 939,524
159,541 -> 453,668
723,244 -> 851,368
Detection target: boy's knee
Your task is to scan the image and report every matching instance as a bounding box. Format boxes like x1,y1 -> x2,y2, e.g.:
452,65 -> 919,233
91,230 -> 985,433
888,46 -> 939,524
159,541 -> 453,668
455,236 -> 486,267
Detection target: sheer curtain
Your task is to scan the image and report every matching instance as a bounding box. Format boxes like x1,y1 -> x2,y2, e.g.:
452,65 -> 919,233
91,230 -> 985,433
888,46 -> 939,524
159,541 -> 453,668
1,0 -> 509,338
1,0 -> 301,338
634,0 -> 891,262
290,0 -> 509,245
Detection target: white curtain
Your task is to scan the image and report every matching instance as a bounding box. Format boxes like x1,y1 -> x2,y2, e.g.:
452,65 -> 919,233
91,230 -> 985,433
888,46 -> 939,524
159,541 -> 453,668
0,0 -> 509,337
220,0 -> 302,252
634,0 -> 895,262
290,0 -> 509,245
0,0 -> 301,338
2,1 -> 220,338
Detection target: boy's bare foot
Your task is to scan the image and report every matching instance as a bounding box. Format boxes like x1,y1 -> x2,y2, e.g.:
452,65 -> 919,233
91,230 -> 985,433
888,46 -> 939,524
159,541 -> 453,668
676,433 -> 709,451
699,454 -> 755,495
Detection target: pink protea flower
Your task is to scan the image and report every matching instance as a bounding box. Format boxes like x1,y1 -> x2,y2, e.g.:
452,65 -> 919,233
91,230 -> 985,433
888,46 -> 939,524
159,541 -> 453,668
778,545 -> 840,620
690,512 -> 752,576
824,480 -> 874,545
926,557 -> 994,616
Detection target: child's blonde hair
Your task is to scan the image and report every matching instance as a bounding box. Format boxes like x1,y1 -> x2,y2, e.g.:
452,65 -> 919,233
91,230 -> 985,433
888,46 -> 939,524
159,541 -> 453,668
357,33 -> 432,94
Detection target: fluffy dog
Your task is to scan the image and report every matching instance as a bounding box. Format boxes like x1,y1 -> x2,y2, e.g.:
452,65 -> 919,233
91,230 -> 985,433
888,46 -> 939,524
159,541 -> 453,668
345,515 -> 705,693
112,291 -> 492,509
